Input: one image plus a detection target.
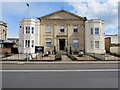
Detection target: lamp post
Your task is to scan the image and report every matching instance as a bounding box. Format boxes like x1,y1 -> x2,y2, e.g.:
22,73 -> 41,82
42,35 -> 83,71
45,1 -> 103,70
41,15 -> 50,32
26,3 -> 29,62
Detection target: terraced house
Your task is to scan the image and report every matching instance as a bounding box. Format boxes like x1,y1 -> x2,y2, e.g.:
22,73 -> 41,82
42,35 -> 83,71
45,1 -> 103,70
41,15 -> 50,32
19,10 -> 105,54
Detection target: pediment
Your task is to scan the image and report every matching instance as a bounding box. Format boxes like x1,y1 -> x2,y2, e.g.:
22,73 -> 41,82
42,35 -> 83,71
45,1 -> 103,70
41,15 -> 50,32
39,10 -> 86,20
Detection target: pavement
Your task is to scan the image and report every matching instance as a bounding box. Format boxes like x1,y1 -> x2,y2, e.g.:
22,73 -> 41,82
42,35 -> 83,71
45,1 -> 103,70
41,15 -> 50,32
0,60 -> 119,64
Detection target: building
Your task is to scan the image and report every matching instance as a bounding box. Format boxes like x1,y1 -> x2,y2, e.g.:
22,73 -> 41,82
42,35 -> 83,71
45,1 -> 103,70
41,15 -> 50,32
38,10 -> 86,54
0,40 -> 15,54
8,38 -> 19,48
19,10 -> 105,54
85,19 -> 106,54
18,18 -> 40,54
0,21 -> 7,40
0,21 -> 7,48
105,35 -> 120,54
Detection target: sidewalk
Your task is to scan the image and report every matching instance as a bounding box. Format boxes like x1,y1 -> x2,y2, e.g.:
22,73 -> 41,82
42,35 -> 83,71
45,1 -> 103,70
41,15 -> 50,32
0,61 -> 119,64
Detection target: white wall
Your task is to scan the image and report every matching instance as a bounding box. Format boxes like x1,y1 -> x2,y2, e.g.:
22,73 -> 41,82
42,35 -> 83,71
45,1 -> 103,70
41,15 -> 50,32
110,47 -> 120,55
18,18 -> 40,54
85,20 -> 106,54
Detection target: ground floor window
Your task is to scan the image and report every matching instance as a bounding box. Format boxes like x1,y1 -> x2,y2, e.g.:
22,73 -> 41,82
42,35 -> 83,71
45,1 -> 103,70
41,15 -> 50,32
95,41 -> 99,48
25,40 -> 30,48
46,39 -> 51,48
32,40 -> 34,47
91,41 -> 93,48
73,40 -> 79,48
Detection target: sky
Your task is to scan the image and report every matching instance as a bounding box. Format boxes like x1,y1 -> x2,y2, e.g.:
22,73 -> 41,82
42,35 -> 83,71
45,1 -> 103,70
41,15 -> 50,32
0,0 -> 119,38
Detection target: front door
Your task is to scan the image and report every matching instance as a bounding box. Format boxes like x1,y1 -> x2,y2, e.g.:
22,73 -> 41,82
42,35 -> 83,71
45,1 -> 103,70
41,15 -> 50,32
59,39 -> 65,50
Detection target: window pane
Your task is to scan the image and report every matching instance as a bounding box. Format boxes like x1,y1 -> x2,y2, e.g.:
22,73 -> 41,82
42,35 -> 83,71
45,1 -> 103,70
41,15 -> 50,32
46,40 -> 51,48
32,40 -> 34,47
32,27 -> 34,34
95,28 -> 99,34
28,40 -> 30,47
25,40 -> 30,47
73,26 -> 78,32
25,40 -> 27,47
26,26 -> 30,34
73,40 -> 78,48
60,26 -> 64,32
46,25 -> 51,32
95,41 -> 99,48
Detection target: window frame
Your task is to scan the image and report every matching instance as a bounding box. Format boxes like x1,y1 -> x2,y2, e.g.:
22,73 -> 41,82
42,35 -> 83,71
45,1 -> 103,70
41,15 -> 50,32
73,26 -> 78,33
46,25 -> 51,33
60,25 -> 64,32
95,41 -> 99,49
25,40 -> 30,48
25,26 -> 30,34
31,27 -> 34,34
73,40 -> 79,48
46,39 -> 52,48
31,40 -> 34,47
95,27 -> 99,35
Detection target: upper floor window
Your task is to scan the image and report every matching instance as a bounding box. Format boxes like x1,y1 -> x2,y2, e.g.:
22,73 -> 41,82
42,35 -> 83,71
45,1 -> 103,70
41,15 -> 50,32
46,39 -> 51,48
95,28 -> 99,34
91,28 -> 93,34
73,40 -> 79,48
25,26 -> 30,34
32,27 -> 34,34
46,25 -> 51,32
73,26 -> 78,32
95,41 -> 99,48
60,25 -> 64,32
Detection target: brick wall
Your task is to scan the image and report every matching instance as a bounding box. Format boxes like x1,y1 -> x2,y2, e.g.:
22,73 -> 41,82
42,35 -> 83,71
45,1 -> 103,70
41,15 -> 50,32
0,48 -> 11,54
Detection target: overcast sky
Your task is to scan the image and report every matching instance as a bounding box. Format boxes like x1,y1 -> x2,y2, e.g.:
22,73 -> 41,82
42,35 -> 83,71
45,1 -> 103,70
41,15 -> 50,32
0,0 -> 119,38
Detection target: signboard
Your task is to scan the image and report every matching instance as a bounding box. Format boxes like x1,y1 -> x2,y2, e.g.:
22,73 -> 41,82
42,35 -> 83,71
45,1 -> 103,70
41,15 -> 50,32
35,46 -> 44,53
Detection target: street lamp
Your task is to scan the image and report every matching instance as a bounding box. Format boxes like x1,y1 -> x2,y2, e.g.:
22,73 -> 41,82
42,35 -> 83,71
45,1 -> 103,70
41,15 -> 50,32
26,3 -> 29,62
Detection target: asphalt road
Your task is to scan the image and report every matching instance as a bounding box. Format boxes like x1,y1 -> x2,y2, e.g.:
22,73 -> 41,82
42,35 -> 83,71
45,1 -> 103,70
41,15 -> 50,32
1,63 -> 119,88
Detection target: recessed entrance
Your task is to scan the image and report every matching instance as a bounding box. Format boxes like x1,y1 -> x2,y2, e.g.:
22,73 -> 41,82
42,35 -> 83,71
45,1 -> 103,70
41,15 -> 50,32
59,39 -> 65,50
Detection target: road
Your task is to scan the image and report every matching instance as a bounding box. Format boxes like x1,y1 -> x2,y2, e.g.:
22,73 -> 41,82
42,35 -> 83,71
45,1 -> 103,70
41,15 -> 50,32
1,63 -> 119,88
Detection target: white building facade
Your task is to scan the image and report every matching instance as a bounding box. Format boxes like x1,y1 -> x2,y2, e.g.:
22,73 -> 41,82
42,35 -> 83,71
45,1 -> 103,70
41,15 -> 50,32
18,18 -> 40,53
18,11 -> 106,54
85,19 -> 106,54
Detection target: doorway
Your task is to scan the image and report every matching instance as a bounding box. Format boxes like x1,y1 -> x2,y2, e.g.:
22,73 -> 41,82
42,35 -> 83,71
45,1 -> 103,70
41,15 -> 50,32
59,39 -> 65,50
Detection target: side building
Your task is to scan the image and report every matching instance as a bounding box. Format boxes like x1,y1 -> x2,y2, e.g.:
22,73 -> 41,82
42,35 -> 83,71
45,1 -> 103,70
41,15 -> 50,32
0,21 -> 7,41
85,19 -> 106,54
18,18 -> 40,54
105,35 -> 120,55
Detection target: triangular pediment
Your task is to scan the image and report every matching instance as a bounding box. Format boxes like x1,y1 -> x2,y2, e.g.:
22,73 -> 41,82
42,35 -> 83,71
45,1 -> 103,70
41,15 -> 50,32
38,10 -> 86,20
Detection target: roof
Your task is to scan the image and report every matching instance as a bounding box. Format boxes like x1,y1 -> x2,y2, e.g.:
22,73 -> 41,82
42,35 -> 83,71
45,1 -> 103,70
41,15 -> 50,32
38,10 -> 87,20
0,40 -> 15,44
105,35 -> 118,36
